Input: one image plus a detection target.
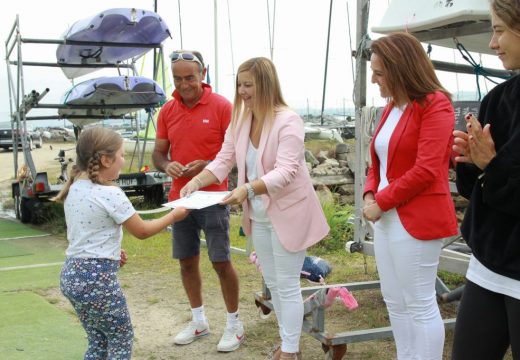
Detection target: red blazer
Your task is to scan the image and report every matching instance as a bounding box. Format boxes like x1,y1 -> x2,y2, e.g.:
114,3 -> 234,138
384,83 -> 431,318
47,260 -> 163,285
364,91 -> 458,240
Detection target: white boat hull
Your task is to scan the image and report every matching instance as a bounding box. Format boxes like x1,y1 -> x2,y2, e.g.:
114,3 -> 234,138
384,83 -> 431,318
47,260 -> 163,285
372,0 -> 492,54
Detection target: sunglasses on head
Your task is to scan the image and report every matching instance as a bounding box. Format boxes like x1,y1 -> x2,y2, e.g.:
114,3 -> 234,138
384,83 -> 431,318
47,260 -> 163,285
170,51 -> 203,67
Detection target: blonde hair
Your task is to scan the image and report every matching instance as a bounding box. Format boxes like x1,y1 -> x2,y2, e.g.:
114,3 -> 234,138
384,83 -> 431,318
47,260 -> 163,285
52,127 -> 123,202
231,57 -> 287,131
370,32 -> 451,106
491,0 -> 520,35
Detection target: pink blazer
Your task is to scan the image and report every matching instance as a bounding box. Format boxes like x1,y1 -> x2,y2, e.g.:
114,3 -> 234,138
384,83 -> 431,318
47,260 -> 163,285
364,91 -> 458,240
206,109 -> 329,252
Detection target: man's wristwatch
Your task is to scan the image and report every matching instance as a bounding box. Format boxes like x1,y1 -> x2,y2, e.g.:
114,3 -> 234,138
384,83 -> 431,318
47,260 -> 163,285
244,183 -> 255,199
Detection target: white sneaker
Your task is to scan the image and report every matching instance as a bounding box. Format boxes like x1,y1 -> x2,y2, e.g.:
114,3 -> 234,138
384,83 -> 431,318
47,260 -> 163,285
217,322 -> 245,352
174,321 -> 210,345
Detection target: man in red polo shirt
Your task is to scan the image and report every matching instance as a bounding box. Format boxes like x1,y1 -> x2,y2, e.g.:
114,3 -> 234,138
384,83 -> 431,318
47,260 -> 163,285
152,50 -> 243,352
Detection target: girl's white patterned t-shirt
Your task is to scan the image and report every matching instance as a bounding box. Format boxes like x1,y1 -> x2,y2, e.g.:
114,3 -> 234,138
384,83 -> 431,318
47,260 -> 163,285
64,179 -> 135,260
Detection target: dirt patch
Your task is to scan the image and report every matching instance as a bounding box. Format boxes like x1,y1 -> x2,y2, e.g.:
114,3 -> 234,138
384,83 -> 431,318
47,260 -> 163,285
0,142 -> 71,186
40,263 -> 345,360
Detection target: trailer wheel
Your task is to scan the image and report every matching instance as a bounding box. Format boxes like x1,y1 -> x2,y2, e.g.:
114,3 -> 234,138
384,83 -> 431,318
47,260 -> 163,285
31,200 -> 45,224
143,184 -> 164,207
20,197 -> 32,223
20,197 -> 44,224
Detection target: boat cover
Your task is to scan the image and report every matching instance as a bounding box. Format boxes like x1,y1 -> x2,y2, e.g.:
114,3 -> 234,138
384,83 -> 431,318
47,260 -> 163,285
58,76 -> 166,119
56,8 -> 171,79
372,0 -> 492,54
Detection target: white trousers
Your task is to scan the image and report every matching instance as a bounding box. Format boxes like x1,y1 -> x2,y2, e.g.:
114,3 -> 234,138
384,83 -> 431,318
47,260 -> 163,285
251,221 -> 306,353
374,209 -> 444,360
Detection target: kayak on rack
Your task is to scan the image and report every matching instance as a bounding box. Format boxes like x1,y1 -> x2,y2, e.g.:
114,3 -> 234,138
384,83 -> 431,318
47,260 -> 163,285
56,8 -> 171,79
58,75 -> 166,122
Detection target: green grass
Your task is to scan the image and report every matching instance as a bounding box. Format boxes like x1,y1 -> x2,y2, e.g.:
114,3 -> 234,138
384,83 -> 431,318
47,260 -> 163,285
0,292 -> 86,359
0,266 -> 63,292
0,241 -> 33,258
0,218 -> 48,239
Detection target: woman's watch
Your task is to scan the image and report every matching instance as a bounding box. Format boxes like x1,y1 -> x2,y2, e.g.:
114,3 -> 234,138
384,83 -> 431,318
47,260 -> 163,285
244,183 -> 255,199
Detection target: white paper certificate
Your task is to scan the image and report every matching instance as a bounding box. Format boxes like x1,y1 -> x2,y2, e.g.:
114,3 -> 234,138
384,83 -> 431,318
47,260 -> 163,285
162,191 -> 230,210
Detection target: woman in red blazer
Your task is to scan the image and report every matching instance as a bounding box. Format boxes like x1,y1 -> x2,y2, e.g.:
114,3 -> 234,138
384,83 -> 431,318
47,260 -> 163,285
363,32 -> 458,360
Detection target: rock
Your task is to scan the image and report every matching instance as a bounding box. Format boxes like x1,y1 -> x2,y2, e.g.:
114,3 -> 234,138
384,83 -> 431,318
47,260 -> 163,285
316,150 -> 329,163
336,152 -> 349,161
336,184 -> 354,196
305,149 -> 319,167
315,184 -> 334,205
338,160 -> 349,168
345,152 -> 356,174
338,194 -> 355,205
335,143 -> 349,154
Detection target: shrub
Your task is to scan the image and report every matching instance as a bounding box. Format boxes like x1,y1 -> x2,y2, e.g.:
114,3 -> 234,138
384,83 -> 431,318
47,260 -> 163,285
312,198 -> 354,254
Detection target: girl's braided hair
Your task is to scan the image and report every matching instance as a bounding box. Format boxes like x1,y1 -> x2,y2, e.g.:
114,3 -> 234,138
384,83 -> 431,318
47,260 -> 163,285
52,127 -> 123,202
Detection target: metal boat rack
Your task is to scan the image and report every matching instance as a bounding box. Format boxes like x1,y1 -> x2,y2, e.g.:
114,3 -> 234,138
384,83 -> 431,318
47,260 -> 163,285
5,13 -> 170,222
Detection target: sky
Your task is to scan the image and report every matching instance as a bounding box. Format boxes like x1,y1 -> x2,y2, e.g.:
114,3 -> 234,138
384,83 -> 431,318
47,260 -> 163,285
0,0 -> 502,127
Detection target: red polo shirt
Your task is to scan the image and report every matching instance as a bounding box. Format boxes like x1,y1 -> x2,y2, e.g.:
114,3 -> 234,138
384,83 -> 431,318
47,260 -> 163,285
156,84 -> 231,200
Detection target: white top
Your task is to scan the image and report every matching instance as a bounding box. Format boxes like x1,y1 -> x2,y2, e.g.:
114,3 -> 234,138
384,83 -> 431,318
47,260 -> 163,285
375,105 -> 405,192
373,106 -> 405,225
466,255 -> 520,300
64,179 -> 135,260
246,140 -> 269,222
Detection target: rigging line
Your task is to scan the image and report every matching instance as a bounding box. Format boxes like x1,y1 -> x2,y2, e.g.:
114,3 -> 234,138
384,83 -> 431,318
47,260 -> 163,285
480,53 -> 489,94
455,40 -> 504,100
266,0 -> 273,60
271,0 -> 277,60
226,0 -> 235,80
453,49 -> 460,101
266,0 -> 276,60
345,1 -> 355,89
177,0 -> 184,49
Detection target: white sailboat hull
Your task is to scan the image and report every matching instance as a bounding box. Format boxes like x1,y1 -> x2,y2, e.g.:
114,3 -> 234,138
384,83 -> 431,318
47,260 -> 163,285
372,0 -> 492,54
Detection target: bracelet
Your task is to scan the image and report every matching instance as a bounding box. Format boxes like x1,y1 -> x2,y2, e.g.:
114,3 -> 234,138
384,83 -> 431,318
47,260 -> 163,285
194,177 -> 203,188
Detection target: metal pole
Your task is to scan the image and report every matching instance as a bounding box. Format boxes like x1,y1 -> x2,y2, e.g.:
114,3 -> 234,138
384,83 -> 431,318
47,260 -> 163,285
353,0 -> 369,246
320,0 -> 334,126
214,0 -> 219,92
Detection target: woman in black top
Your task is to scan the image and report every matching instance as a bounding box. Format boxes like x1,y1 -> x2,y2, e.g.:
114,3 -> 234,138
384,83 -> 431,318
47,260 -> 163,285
451,0 -> 520,358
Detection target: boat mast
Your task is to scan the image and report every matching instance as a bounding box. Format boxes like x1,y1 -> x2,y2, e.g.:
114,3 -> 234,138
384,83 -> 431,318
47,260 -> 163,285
214,0 -> 219,92
320,0 -> 333,126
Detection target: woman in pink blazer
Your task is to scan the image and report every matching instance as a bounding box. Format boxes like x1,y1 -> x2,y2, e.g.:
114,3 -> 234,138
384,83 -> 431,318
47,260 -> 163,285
363,33 -> 457,360
182,57 -> 329,360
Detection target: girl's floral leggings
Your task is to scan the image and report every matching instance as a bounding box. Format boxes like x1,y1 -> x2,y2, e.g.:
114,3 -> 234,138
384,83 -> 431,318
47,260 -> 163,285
60,257 -> 133,360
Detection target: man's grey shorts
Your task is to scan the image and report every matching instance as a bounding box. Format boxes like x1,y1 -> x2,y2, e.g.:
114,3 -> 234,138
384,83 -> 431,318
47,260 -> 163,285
172,204 -> 231,262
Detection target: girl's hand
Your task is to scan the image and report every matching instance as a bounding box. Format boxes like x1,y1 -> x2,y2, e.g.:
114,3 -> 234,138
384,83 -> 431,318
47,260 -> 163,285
171,207 -> 190,222
221,185 -> 248,206
119,249 -> 128,267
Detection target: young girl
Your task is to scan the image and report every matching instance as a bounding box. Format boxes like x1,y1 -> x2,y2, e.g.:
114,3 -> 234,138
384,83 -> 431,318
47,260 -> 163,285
53,127 -> 187,360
